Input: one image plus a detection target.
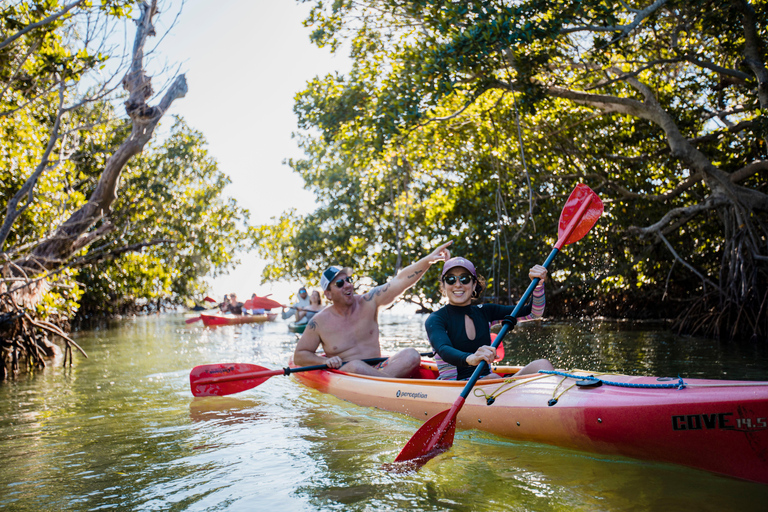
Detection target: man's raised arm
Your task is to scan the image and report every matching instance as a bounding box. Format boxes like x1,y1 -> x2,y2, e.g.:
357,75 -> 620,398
363,241 -> 452,308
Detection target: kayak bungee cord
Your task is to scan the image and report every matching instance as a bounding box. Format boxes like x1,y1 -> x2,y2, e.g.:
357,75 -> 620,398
539,370 -> 687,390
474,370 -> 768,409
472,369 -> 699,408
472,373 -> 552,406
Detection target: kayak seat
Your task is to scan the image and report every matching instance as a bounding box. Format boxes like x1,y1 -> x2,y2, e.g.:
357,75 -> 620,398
415,361 -> 439,380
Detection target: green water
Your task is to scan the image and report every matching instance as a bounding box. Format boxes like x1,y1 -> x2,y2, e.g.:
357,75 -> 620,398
1,313 -> 767,511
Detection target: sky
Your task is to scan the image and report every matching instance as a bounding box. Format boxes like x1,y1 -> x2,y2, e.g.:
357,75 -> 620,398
148,0 -> 349,303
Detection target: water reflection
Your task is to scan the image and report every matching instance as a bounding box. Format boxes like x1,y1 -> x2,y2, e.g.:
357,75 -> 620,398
0,313 -> 766,511
189,396 -> 267,426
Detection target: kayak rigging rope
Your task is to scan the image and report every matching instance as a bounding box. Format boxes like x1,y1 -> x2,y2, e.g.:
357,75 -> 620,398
473,373 -> 551,405
539,370 -> 687,390
472,369 -> 768,408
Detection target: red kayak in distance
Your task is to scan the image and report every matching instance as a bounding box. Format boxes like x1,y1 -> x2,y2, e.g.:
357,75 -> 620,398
200,313 -> 277,326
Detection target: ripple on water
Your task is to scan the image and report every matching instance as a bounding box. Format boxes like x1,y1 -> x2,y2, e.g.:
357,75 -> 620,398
0,313 -> 767,511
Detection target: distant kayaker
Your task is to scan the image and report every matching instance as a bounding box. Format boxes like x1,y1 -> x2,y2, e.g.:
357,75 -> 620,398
293,241 -> 453,377
425,257 -> 553,380
248,293 -> 266,315
282,286 -> 311,323
221,293 -> 244,315
296,290 -> 324,323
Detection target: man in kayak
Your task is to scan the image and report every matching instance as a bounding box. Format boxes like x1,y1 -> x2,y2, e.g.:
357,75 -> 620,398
281,286 -> 311,323
293,241 -> 453,377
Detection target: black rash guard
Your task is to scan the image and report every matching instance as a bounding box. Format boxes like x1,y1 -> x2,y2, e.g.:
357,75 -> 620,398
425,301 -> 532,380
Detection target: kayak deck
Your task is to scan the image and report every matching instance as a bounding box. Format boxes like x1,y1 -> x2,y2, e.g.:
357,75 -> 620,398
291,360 -> 768,484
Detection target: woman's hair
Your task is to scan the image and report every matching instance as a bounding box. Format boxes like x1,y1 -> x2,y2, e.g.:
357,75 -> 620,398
472,274 -> 486,300
310,290 -> 322,305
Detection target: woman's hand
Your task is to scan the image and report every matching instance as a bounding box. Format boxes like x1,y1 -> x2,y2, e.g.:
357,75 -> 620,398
466,345 -> 497,366
529,264 -> 548,281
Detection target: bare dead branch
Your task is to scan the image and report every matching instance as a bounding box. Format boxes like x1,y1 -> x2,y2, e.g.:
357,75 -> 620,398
628,193 -> 729,240
13,0 -> 188,276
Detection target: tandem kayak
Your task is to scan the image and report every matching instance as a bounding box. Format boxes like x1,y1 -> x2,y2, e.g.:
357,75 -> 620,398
200,313 -> 277,326
288,322 -> 307,334
291,359 -> 768,484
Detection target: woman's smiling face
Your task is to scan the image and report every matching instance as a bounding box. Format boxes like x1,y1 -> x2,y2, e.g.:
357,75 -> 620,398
441,267 -> 475,306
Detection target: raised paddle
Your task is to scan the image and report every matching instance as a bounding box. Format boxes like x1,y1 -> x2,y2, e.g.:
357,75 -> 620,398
190,352 -> 438,397
393,183 -> 603,467
250,295 -> 284,310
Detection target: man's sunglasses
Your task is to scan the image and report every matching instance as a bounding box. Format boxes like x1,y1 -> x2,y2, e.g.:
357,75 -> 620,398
443,274 -> 474,285
334,276 -> 353,288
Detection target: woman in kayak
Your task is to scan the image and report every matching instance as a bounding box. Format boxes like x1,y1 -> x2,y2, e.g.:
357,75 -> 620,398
296,290 -> 324,323
425,257 -> 553,380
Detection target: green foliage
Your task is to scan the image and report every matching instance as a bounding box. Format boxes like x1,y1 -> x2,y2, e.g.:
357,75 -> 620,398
262,0 -> 767,327
0,3 -> 254,320
76,118 -> 253,316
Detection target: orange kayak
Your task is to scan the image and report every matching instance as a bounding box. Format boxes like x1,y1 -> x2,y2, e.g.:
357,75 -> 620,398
200,313 -> 277,326
292,359 -> 768,484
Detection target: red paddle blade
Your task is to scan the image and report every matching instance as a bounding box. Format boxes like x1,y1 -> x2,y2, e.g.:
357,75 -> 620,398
190,363 -> 277,397
250,296 -> 284,309
186,316 -> 201,324
393,408 -> 456,466
243,299 -> 253,310
558,184 -> 603,246
203,296 -> 217,303
393,397 -> 465,464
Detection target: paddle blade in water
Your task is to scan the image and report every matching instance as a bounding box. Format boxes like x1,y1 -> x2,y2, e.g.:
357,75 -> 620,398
558,184 -> 603,246
394,399 -> 463,464
190,363 -> 277,397
185,316 -> 201,324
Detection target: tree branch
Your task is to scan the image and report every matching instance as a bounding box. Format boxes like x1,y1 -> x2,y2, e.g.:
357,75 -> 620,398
16,0 -> 188,275
0,0 -> 87,51
0,81 -> 67,249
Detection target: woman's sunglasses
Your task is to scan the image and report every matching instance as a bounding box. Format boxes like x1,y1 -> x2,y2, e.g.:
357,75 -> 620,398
334,276 -> 353,288
443,274 -> 474,286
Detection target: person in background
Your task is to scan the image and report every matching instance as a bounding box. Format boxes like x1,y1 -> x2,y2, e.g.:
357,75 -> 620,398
218,294 -> 229,312
282,286 -> 311,323
425,256 -> 552,381
249,293 -> 266,315
293,241 -> 453,377
222,293 -> 244,315
296,290 -> 324,323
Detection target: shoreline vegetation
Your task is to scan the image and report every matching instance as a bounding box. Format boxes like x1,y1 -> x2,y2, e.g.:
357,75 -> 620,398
2,1 -> 767,379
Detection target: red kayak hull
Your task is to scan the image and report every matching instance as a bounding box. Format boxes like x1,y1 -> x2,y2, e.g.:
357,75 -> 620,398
200,313 -> 277,326
292,360 -> 768,484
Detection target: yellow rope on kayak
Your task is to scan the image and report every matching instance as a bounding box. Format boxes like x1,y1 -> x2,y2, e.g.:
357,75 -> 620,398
473,373 -> 551,405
